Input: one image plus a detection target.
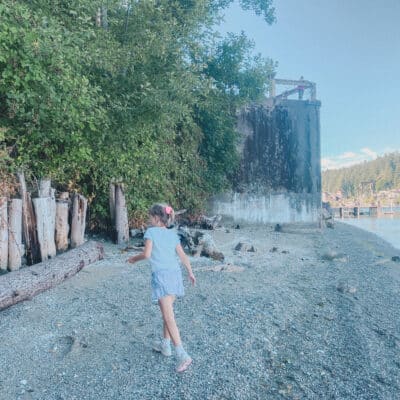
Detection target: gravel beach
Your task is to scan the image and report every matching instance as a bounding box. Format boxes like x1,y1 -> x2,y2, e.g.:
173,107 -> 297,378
1,221 -> 400,400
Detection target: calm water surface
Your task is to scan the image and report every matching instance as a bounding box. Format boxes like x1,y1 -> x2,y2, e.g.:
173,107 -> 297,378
341,215 -> 400,250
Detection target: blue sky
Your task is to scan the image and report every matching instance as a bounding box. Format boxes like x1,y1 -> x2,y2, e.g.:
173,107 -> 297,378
220,0 -> 400,170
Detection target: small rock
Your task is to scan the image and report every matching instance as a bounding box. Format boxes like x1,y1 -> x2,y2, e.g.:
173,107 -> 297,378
270,247 -> 278,253
321,250 -> 345,261
336,284 -> 345,293
391,256 -> 400,262
281,250 -> 289,254
326,221 -> 334,229
235,242 -> 256,252
337,282 -> 357,294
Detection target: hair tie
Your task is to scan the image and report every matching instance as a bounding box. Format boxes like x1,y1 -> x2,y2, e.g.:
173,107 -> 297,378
165,206 -> 173,215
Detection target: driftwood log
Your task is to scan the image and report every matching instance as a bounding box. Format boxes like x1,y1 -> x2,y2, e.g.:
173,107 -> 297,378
177,227 -> 224,261
175,212 -> 222,230
0,197 -> 8,271
0,240 -> 104,311
199,214 -> 222,230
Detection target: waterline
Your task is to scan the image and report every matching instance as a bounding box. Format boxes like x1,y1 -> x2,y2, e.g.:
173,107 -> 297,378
341,215 -> 400,250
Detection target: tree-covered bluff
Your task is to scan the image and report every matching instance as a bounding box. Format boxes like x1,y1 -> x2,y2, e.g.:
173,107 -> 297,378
0,0 -> 275,228
322,152 -> 400,201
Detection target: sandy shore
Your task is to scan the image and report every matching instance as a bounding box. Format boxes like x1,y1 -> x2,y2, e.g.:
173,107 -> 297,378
1,221 -> 400,400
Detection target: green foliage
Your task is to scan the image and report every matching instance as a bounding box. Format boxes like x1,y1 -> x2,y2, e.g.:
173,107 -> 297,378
0,128 -> 17,197
0,1 -> 105,186
238,0 -> 276,23
0,0 -> 276,227
322,152 -> 400,197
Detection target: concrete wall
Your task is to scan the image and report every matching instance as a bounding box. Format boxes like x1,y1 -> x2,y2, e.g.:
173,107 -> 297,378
211,99 -> 322,224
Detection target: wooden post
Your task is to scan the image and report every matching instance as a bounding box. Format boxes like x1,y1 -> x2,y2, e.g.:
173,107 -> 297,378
0,197 -> 8,271
33,178 -> 56,261
33,197 -> 57,261
109,183 -> 116,226
115,184 -> 129,244
49,188 -> 57,255
17,172 -> 41,265
71,194 -> 87,248
8,198 -> 23,271
38,179 -> 51,197
55,192 -> 70,252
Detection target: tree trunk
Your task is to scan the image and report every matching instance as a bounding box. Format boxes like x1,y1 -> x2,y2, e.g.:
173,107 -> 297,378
55,193 -> 69,252
115,184 -> 129,244
33,197 -> 56,261
71,194 -> 87,248
0,197 -> 8,271
0,241 -> 104,311
17,172 -> 41,265
8,198 -> 23,271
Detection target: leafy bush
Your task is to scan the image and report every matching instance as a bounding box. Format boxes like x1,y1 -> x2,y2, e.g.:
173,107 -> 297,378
0,0 -> 275,227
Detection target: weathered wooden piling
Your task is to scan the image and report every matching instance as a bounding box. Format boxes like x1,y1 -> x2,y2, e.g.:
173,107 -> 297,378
8,198 -> 23,271
0,197 -> 8,271
71,193 -> 87,248
55,192 -> 70,252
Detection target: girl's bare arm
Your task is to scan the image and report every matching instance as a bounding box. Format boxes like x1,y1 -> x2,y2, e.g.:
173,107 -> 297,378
176,244 -> 196,285
127,240 -> 152,264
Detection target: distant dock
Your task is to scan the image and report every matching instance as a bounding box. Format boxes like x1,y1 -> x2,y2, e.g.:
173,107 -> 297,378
332,206 -> 400,218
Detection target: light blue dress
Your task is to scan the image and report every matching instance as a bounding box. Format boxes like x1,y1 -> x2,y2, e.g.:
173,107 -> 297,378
144,227 -> 184,302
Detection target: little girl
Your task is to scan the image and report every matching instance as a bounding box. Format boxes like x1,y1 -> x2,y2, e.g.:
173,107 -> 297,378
127,204 -> 196,373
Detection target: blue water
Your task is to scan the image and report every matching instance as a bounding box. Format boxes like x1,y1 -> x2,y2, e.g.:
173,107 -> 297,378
341,215 -> 400,250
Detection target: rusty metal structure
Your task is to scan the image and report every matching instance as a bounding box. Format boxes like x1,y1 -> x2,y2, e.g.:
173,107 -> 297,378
270,77 -> 317,101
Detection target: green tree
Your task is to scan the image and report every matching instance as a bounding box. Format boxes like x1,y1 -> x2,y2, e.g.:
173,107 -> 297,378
322,152 -> 400,197
1,0 -> 276,227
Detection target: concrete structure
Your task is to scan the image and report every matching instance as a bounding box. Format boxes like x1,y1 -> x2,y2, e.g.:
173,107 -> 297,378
211,98 -> 322,224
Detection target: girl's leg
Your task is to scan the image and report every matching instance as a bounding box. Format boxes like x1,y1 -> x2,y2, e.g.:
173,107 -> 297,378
158,295 -> 181,346
163,321 -> 171,340
158,295 -> 192,372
